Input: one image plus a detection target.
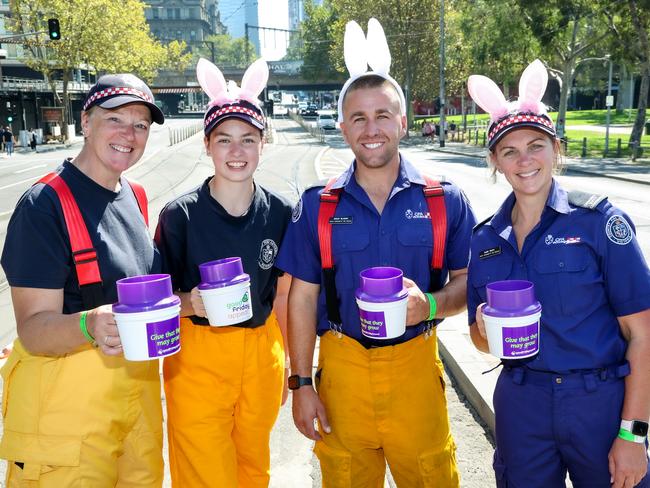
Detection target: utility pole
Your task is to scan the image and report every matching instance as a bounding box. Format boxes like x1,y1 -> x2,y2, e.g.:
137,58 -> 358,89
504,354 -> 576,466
439,0 -> 446,148
245,23 -> 250,64
604,55 -> 613,156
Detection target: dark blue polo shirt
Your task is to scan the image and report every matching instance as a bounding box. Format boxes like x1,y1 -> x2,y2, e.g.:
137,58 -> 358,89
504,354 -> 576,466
276,155 -> 476,346
1,160 -> 159,312
467,179 -> 650,371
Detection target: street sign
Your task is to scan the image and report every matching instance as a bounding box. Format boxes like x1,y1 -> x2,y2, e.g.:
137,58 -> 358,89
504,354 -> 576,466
606,95 -> 614,107
41,107 -> 64,123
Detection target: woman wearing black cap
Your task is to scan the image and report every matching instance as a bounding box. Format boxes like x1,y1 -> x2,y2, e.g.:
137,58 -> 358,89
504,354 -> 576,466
155,58 -> 292,487
0,74 -> 166,486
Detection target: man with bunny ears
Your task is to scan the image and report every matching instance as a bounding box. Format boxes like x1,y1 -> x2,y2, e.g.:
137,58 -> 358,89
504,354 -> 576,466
276,18 -> 475,487
154,58 -> 293,487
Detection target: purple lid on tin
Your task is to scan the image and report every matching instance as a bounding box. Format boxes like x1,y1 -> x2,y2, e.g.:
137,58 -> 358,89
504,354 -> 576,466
113,274 -> 180,313
483,280 -> 541,318
355,266 -> 408,303
198,257 -> 250,290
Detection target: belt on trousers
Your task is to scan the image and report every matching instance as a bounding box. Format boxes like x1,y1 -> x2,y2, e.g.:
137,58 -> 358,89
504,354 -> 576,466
504,361 -> 630,392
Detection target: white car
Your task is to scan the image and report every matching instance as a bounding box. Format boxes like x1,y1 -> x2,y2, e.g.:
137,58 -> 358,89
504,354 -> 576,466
316,113 -> 337,130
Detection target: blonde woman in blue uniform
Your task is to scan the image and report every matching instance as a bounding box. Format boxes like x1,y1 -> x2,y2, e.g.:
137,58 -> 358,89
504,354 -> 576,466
467,60 -> 650,488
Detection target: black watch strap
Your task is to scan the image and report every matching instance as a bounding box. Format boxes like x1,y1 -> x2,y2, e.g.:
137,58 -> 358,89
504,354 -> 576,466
288,375 -> 313,390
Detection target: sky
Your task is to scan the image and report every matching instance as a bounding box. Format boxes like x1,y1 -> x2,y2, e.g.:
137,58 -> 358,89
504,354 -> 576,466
257,0 -> 290,61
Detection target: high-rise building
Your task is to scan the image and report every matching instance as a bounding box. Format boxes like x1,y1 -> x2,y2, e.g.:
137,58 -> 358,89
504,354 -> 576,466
288,0 -> 322,31
144,0 -> 225,45
218,0 -> 260,55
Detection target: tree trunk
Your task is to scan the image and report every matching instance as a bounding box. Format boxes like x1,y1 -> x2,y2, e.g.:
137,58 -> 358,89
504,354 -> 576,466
629,70 -> 648,155
62,71 -> 72,142
628,0 -> 649,158
555,19 -> 580,140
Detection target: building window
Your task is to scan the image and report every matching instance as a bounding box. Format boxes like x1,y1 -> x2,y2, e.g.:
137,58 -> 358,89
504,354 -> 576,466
153,8 -> 159,19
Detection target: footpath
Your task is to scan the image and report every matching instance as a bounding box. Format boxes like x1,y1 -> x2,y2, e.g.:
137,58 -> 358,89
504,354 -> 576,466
397,135 -> 650,435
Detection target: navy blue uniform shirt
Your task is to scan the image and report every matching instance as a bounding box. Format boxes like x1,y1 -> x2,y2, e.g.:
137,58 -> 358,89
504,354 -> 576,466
468,179 -> 650,371
1,160 -> 160,312
276,155 -> 476,346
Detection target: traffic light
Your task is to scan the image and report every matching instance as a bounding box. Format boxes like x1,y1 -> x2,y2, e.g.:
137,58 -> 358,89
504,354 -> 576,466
48,18 -> 61,41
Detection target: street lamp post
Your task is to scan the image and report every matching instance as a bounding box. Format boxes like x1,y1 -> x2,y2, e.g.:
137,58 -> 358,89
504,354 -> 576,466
604,55 -> 613,156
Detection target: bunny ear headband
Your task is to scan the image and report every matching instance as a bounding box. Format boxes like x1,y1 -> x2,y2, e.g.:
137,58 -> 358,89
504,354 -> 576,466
467,59 -> 556,151
336,18 -> 406,123
196,57 -> 269,136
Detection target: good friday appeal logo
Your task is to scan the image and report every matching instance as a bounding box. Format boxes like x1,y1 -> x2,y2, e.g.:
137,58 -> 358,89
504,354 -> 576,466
226,290 -> 251,321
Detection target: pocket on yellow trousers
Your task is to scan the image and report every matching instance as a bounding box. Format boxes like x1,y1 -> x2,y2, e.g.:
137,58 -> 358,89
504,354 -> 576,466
314,441 -> 352,488
418,438 -> 459,488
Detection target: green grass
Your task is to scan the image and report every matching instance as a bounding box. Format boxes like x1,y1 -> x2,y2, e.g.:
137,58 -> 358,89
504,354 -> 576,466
414,109 -> 648,158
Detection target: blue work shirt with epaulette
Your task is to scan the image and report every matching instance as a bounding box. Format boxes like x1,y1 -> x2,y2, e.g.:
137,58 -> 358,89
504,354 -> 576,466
276,155 -> 476,347
467,179 -> 650,372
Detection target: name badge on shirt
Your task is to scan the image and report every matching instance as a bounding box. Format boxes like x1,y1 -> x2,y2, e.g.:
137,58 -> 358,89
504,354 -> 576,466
479,246 -> 501,259
330,216 -> 353,225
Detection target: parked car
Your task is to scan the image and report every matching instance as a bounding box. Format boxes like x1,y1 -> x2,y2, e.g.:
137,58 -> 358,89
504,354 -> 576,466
317,113 -> 337,130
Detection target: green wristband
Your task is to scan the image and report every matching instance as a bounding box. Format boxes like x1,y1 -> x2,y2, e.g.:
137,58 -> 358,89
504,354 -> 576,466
79,311 -> 95,343
618,428 -> 645,444
425,293 -> 437,321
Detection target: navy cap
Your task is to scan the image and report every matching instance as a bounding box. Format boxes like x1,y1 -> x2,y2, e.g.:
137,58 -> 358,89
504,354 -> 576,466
203,99 -> 265,137
488,112 -> 555,151
83,74 -> 164,125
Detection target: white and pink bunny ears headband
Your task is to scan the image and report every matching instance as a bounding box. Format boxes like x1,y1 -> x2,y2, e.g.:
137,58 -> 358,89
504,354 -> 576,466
336,18 -> 406,123
196,57 -> 269,136
467,59 -> 556,151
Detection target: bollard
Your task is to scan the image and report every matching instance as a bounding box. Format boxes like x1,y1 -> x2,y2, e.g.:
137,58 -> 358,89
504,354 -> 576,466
616,138 -> 621,158
474,130 -> 479,145
482,131 -> 486,147
581,137 -> 587,158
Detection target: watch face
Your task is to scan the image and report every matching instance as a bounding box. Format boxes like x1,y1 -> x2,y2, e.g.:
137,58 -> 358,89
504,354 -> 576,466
288,375 -> 312,390
632,421 -> 649,437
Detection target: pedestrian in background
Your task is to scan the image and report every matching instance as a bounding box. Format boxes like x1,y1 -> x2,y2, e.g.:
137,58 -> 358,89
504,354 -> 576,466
0,74 -> 166,486
155,57 -> 292,488
3,126 -> 14,156
29,128 -> 37,151
276,19 -> 475,487
467,59 -> 650,488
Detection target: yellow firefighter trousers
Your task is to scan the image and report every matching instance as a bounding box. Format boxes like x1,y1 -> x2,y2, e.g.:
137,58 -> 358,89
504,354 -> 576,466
163,313 -> 284,488
0,339 -> 163,487
315,330 -> 459,488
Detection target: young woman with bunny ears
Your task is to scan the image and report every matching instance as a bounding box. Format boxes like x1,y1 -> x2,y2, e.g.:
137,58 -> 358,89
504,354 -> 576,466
154,58 -> 292,487
467,60 -> 650,488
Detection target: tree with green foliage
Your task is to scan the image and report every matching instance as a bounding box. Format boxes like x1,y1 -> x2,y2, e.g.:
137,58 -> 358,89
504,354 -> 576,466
331,0 -> 439,126
296,1 -> 345,83
514,0 -> 613,138
197,34 -> 257,68
9,0 -> 192,139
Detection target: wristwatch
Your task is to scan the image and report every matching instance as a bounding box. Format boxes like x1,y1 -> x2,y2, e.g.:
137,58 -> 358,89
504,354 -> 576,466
288,375 -> 313,390
619,419 -> 649,444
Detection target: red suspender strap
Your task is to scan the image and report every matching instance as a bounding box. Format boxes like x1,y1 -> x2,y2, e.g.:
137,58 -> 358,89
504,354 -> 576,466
38,173 -> 104,308
318,177 -> 343,325
126,179 -> 149,227
422,175 -> 447,291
